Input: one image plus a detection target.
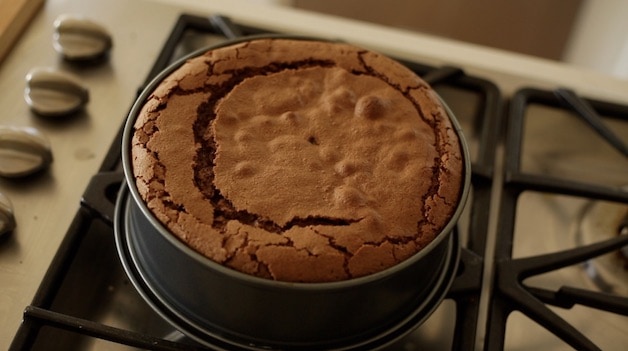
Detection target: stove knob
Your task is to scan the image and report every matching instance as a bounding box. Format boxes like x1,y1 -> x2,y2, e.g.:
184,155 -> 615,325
0,126 -> 53,178
0,192 -> 16,238
24,67 -> 89,117
53,14 -> 112,61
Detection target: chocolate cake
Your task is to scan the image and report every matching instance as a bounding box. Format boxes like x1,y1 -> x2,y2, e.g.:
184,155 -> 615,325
130,38 -> 464,283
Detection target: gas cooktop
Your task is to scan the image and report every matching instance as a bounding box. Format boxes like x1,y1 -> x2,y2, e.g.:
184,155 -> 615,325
8,13 -> 628,351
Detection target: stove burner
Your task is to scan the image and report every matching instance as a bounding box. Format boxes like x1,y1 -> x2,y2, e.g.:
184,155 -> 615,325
576,200 -> 628,296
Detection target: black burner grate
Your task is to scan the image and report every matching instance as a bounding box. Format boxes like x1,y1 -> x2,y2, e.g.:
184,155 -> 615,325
485,87 -> 628,351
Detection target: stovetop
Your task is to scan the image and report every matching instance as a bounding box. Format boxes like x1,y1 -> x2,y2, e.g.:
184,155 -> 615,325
7,12 -> 628,351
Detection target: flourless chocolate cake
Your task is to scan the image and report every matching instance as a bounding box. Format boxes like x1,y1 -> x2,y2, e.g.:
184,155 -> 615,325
131,38 -> 464,283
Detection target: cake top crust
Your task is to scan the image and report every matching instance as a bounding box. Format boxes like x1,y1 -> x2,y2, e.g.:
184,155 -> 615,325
130,38 -> 464,283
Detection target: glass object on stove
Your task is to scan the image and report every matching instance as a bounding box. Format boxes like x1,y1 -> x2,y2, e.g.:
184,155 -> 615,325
576,199 -> 628,296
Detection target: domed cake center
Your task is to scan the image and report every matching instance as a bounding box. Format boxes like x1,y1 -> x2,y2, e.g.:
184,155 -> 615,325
212,66 -> 437,229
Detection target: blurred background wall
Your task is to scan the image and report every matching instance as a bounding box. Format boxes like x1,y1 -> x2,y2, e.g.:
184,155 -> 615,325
293,0 -> 581,61
252,0 -> 628,80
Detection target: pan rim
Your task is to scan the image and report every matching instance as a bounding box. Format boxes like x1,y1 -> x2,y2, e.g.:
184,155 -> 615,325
120,34 -> 471,289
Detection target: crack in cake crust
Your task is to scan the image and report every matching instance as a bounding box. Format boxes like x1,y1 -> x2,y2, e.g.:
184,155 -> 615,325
192,59 -> 339,232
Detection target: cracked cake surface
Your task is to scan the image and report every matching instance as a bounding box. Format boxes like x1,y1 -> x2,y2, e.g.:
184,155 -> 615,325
131,38 -> 464,283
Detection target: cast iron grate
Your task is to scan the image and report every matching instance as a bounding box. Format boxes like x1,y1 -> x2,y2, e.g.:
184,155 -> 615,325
485,87 -> 628,351
10,14 -> 501,350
